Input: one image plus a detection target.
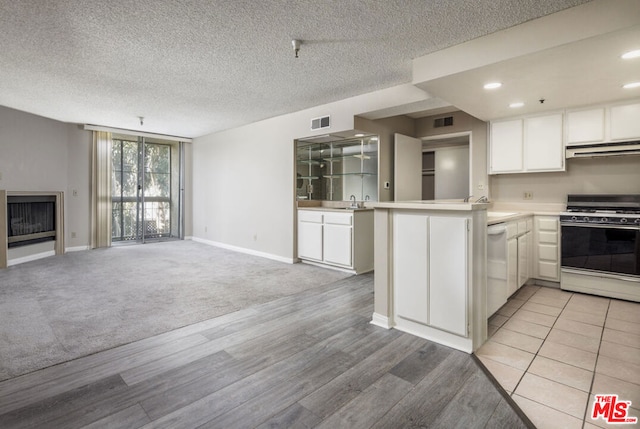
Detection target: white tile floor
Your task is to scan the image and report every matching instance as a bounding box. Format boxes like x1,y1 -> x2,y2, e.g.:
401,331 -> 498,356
477,285 -> 640,429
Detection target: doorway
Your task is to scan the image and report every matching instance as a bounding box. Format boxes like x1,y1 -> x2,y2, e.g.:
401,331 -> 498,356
111,136 -> 183,243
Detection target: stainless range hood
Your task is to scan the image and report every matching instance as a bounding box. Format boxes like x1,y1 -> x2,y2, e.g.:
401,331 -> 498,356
566,140 -> 640,158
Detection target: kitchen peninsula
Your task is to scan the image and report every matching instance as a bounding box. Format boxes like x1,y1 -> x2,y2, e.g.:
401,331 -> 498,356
369,200 -> 489,353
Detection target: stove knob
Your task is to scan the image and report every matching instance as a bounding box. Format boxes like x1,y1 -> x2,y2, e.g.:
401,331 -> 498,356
571,216 -> 577,222
620,218 -> 628,224
601,217 -> 608,223
635,218 -> 640,225
583,216 -> 589,222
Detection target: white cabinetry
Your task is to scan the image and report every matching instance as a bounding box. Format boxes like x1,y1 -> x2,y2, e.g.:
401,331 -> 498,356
566,108 -> 606,144
394,213 -> 468,337
504,217 -> 532,296
490,113 -> 564,174
323,213 -> 353,267
489,120 -> 523,173
525,114 -> 564,171
610,101 -> 640,141
297,210 -> 323,261
297,209 -> 373,274
533,215 -> 560,282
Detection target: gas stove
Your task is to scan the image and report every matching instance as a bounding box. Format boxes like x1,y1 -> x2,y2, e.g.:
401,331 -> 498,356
560,194 -> 640,226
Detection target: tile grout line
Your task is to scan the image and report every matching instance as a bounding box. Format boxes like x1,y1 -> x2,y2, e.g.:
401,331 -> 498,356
580,298 -> 611,429
508,286 -> 572,398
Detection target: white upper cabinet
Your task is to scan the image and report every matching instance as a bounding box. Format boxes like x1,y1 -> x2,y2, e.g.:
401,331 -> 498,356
566,108 -> 605,144
525,114 -> 564,171
489,119 -> 523,173
610,102 -> 640,141
490,113 -> 564,174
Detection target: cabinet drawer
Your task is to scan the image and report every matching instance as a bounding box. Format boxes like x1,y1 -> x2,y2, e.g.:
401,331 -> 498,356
537,217 -> 558,232
538,231 -> 558,245
538,244 -> 558,260
324,213 -> 353,226
298,210 -> 323,223
537,261 -> 559,280
517,220 -> 531,235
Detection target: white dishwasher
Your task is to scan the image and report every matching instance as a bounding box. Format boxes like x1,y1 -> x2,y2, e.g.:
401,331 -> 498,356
487,223 -> 508,316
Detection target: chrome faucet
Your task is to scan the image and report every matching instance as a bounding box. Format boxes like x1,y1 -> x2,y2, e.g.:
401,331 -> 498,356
463,195 -> 473,202
350,194 -> 358,208
475,196 -> 488,203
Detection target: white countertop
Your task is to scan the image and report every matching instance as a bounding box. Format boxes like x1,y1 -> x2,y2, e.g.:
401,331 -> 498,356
297,206 -> 374,212
369,200 -> 490,211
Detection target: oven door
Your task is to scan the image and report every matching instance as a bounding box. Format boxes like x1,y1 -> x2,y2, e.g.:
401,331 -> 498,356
561,223 -> 640,277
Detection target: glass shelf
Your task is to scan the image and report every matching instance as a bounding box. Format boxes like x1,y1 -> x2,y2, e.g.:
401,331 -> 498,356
296,134 -> 379,202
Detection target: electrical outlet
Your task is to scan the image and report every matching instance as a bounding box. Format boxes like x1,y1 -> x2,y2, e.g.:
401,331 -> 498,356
478,183 -> 484,190
72,189 -> 78,197
523,191 -> 533,200
384,181 -> 390,189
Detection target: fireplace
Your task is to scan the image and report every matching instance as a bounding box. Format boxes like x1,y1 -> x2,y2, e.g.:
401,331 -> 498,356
1,190 -> 65,268
7,195 -> 56,248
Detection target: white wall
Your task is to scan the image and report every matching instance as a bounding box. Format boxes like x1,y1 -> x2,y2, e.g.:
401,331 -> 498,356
490,156 -> 640,203
192,85 -> 431,261
0,106 -> 92,253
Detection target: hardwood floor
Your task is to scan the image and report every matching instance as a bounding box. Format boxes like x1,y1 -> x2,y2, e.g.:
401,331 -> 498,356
0,274 -> 530,428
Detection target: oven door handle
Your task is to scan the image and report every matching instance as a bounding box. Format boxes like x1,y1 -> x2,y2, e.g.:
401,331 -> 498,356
560,222 -> 640,231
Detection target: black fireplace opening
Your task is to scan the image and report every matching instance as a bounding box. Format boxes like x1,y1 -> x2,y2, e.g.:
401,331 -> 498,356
7,195 -> 56,248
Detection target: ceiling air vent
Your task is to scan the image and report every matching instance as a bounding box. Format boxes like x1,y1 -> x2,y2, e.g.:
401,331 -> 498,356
434,116 -> 454,128
311,115 -> 330,130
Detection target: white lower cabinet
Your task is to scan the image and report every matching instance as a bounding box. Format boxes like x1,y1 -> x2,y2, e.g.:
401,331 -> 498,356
297,211 -> 323,261
297,209 -> 373,273
533,215 -> 560,281
394,213 -> 468,337
502,217 -> 532,298
323,221 -> 352,267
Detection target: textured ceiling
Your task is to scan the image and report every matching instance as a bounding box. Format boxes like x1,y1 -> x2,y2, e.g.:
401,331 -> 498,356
0,0 -> 590,138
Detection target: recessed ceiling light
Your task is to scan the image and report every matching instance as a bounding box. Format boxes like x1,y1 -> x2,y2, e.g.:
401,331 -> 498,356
354,133 -> 364,137
509,102 -> 524,108
622,50 -> 640,60
623,82 -> 640,89
484,82 -> 502,89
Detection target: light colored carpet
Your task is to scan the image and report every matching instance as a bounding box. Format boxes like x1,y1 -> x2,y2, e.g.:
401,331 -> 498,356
0,241 -> 352,381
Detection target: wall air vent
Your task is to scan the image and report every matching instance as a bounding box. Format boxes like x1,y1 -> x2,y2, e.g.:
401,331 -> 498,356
434,116 -> 454,128
311,115 -> 330,130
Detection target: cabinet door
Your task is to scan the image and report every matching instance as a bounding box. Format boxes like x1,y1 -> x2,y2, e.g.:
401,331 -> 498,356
323,223 -> 352,267
534,216 -> 560,281
518,232 -> 531,288
490,119 -> 523,174
298,221 -> 323,261
507,238 -> 518,296
393,213 -> 429,324
610,102 -> 640,141
566,108 -> 605,144
429,216 -> 467,337
525,114 -> 564,171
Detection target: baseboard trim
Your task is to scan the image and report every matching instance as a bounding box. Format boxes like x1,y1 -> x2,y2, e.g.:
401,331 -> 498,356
7,250 -> 56,266
66,246 -> 90,253
191,237 -> 295,264
370,312 -> 392,329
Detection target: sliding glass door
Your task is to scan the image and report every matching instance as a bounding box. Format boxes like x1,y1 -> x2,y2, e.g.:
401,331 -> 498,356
111,136 -> 183,243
